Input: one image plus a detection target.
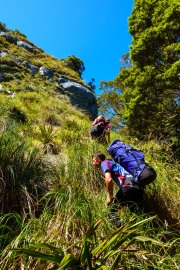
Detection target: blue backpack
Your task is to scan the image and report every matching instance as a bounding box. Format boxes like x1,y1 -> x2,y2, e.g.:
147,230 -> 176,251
107,139 -> 156,186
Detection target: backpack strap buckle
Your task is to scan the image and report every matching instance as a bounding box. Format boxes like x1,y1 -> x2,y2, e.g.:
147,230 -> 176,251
124,176 -> 134,185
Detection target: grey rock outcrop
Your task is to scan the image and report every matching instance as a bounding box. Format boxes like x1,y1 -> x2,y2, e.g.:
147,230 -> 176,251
39,67 -> 53,78
0,22 -> 99,120
0,51 -> 8,57
0,31 -> 16,43
22,61 -> 39,74
17,40 -> 34,52
58,78 -> 98,119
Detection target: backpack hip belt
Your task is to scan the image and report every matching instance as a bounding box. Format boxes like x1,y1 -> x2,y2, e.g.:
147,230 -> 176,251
124,176 -> 134,185
123,177 -> 141,189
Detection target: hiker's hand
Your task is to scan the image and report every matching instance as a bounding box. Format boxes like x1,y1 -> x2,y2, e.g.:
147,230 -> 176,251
106,197 -> 114,205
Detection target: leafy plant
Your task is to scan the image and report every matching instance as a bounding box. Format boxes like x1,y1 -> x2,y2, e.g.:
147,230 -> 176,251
10,216 -> 169,269
37,125 -> 60,154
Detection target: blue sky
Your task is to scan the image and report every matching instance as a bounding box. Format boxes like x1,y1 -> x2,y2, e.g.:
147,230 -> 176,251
0,0 -> 134,94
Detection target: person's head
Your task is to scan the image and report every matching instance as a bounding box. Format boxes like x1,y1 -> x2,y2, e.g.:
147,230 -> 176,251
92,151 -> 106,168
105,118 -> 110,123
98,115 -> 105,121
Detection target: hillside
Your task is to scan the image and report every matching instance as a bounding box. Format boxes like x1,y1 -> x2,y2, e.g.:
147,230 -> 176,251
0,22 -> 180,270
0,22 -> 98,123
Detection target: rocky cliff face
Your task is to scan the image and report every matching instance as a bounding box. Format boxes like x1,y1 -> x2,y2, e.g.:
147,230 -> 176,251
0,22 -> 98,120
57,78 -> 98,119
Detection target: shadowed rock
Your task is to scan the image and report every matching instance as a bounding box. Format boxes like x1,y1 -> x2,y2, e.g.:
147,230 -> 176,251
17,40 -> 34,52
39,67 -> 53,78
0,51 -> 8,57
22,61 -> 39,74
0,31 -> 16,43
58,78 -> 98,119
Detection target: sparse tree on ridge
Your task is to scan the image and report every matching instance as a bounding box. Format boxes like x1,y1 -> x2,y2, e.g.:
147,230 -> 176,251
88,78 -> 96,92
61,55 -> 85,78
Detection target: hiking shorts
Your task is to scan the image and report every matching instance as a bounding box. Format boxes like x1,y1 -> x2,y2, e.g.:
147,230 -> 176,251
114,186 -> 144,211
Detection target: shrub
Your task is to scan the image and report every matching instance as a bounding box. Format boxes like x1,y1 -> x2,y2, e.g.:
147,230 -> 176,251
0,22 -> 7,31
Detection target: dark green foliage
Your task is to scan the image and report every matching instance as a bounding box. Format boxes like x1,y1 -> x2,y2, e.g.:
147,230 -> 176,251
9,106 -> 28,123
0,22 -> 7,31
45,114 -> 60,125
0,213 -> 23,250
99,0 -> 180,149
11,217 -> 178,269
12,29 -> 27,39
37,125 -> 60,154
88,78 -> 96,92
0,72 -> 15,81
118,0 -> 180,141
61,55 -> 85,78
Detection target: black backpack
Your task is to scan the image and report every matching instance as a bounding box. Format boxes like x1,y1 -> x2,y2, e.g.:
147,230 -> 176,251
90,125 -> 104,137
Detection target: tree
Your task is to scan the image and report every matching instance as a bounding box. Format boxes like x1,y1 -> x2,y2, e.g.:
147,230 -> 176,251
61,55 -> 85,78
88,78 -> 96,92
115,0 -> 180,142
98,80 -> 126,131
0,22 -> 7,31
98,54 -> 132,131
98,81 -> 121,116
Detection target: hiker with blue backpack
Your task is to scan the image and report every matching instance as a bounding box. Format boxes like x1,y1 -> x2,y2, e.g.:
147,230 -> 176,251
92,151 -> 144,227
92,140 -> 156,226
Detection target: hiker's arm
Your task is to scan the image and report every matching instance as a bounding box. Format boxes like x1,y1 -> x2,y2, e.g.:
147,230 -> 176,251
104,172 -> 114,205
92,119 -> 97,126
95,120 -> 103,126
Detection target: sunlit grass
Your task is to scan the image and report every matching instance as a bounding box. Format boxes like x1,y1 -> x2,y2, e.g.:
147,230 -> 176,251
0,73 -> 179,269
0,131 -> 179,269
1,210 -> 179,270
0,77 -> 179,265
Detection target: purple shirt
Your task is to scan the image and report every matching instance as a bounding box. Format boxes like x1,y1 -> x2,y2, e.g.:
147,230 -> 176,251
101,159 -> 133,187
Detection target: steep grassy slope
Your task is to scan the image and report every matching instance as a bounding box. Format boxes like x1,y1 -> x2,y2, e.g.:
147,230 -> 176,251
0,22 -> 88,84
0,131 -> 179,269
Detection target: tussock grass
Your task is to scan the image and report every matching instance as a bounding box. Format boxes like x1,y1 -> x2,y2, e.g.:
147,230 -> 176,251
0,131 -> 56,216
0,129 -> 179,269
0,98 -> 179,269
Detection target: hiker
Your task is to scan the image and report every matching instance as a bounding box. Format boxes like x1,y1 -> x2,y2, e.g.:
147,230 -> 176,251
90,115 -> 107,144
92,151 -> 144,226
92,115 -> 105,127
104,118 -> 111,144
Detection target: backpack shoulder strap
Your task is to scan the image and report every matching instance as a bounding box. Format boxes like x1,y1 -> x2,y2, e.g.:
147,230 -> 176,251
103,159 -> 112,170
103,160 -> 123,177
